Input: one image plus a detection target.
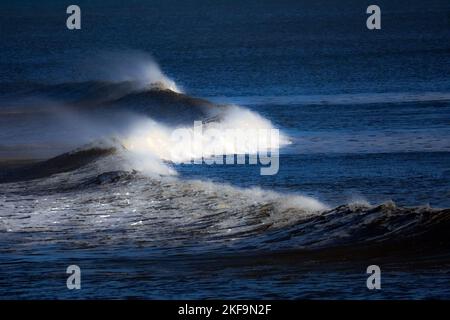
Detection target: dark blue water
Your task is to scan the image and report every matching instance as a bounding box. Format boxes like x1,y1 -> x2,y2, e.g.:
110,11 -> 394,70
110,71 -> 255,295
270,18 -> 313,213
0,0 -> 450,299
2,0 -> 449,95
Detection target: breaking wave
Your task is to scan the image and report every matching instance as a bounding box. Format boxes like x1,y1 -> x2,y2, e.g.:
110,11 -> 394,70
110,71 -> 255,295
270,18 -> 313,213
0,53 -> 449,259
0,54 -> 290,176
1,153 -> 449,257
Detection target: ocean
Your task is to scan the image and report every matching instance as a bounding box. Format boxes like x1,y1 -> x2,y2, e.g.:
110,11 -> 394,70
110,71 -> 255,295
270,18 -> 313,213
0,0 -> 449,299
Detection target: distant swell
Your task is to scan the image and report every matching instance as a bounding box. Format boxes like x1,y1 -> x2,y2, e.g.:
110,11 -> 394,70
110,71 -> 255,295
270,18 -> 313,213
211,92 -> 450,106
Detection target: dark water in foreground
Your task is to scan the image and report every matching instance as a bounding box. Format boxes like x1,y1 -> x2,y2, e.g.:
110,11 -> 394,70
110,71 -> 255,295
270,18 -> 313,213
1,0 -> 450,299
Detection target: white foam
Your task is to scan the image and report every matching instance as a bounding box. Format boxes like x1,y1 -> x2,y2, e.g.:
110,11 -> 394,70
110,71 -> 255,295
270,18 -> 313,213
119,105 -> 291,175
